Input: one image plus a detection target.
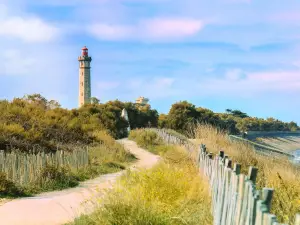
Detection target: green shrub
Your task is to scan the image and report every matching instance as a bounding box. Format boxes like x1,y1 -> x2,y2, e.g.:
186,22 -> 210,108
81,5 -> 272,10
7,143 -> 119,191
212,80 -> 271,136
129,129 -> 162,148
26,165 -> 79,193
0,172 -> 26,197
0,95 -> 137,197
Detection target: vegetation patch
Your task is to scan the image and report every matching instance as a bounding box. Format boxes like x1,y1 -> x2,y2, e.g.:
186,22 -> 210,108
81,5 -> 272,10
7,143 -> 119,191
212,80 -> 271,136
158,101 -> 299,136
0,95 -> 137,197
0,94 -> 158,152
70,131 -> 212,225
128,129 -> 163,153
0,172 -> 27,197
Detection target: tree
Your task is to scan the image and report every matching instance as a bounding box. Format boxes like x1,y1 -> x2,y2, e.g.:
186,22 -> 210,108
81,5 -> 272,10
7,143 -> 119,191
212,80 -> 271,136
47,100 -> 61,109
228,109 -> 249,118
124,102 -> 158,129
167,101 -> 200,132
288,121 -> 298,131
158,114 -> 168,128
226,109 -> 232,114
90,97 -> 100,104
23,94 -> 48,108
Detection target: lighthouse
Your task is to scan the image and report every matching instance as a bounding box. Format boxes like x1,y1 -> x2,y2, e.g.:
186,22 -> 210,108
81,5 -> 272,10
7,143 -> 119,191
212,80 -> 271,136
78,46 -> 92,107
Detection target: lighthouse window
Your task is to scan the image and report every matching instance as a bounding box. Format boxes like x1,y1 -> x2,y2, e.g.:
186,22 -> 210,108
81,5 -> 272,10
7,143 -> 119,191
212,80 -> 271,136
81,82 -> 83,86
81,92 -> 83,96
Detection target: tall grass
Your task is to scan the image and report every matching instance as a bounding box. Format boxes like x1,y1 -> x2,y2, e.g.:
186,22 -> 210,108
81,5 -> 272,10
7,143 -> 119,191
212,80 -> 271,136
70,131 -> 212,225
194,124 -> 300,224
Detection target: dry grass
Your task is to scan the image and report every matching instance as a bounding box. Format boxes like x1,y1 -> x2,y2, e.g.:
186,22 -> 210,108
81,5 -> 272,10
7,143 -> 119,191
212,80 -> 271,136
70,137 -> 212,225
194,124 -> 300,224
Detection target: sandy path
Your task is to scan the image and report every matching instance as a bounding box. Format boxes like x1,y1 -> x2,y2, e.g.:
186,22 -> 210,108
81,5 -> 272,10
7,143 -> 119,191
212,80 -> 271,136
0,139 -> 160,225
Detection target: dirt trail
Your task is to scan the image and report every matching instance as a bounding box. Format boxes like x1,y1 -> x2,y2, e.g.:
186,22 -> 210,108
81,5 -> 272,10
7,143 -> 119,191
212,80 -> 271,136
0,139 -> 160,225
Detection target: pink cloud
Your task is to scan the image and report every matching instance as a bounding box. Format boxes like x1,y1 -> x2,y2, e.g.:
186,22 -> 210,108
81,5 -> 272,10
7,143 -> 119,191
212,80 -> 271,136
87,17 -> 204,41
269,12 -> 300,24
141,18 -> 204,39
87,24 -> 133,40
249,71 -> 300,82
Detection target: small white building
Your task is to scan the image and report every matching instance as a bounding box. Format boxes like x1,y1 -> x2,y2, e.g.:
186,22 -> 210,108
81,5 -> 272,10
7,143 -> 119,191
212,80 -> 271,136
135,96 -> 149,105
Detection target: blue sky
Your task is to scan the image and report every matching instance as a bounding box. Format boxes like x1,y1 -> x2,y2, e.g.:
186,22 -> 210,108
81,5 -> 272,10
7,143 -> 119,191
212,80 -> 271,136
0,0 -> 300,124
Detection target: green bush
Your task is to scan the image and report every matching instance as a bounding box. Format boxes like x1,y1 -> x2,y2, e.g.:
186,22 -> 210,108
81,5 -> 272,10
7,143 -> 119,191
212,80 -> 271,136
0,172 -> 26,197
37,165 -> 79,191
0,95 -> 158,152
129,129 -> 162,149
0,94 -> 139,196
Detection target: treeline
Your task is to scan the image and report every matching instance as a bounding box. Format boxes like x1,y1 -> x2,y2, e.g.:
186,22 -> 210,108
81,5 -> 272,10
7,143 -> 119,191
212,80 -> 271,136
158,101 -> 299,136
0,94 -> 158,152
1,95 -> 297,152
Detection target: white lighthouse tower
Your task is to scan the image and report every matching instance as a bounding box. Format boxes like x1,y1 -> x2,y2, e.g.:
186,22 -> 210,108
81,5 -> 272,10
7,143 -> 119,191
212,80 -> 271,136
78,46 -> 92,107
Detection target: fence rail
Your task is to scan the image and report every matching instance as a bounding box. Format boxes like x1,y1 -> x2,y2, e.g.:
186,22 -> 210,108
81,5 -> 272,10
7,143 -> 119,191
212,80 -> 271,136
150,128 -> 300,225
0,148 -> 89,185
229,135 -> 294,158
148,128 -> 195,152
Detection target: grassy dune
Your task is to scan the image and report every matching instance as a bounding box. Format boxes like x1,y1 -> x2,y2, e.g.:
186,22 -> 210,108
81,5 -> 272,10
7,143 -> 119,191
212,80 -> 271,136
194,124 -> 300,224
70,130 -> 212,225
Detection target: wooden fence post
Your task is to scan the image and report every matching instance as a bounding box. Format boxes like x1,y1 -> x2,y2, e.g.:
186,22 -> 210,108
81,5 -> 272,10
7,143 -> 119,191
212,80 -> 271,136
219,150 -> 224,159
235,174 -> 246,225
248,167 -> 258,184
262,188 -> 274,213
233,163 -> 241,175
225,158 -> 232,169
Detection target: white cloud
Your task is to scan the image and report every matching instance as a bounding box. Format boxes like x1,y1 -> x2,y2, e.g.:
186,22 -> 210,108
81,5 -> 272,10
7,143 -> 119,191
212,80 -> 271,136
87,24 -> 133,40
0,3 -> 59,43
0,16 -> 59,42
292,61 -> 300,68
87,17 -> 204,41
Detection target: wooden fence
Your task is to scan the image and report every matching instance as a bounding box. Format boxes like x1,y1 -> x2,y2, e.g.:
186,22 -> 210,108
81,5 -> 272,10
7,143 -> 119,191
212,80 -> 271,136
0,148 -> 89,185
229,135 -> 294,158
150,128 -> 300,225
148,128 -> 195,153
